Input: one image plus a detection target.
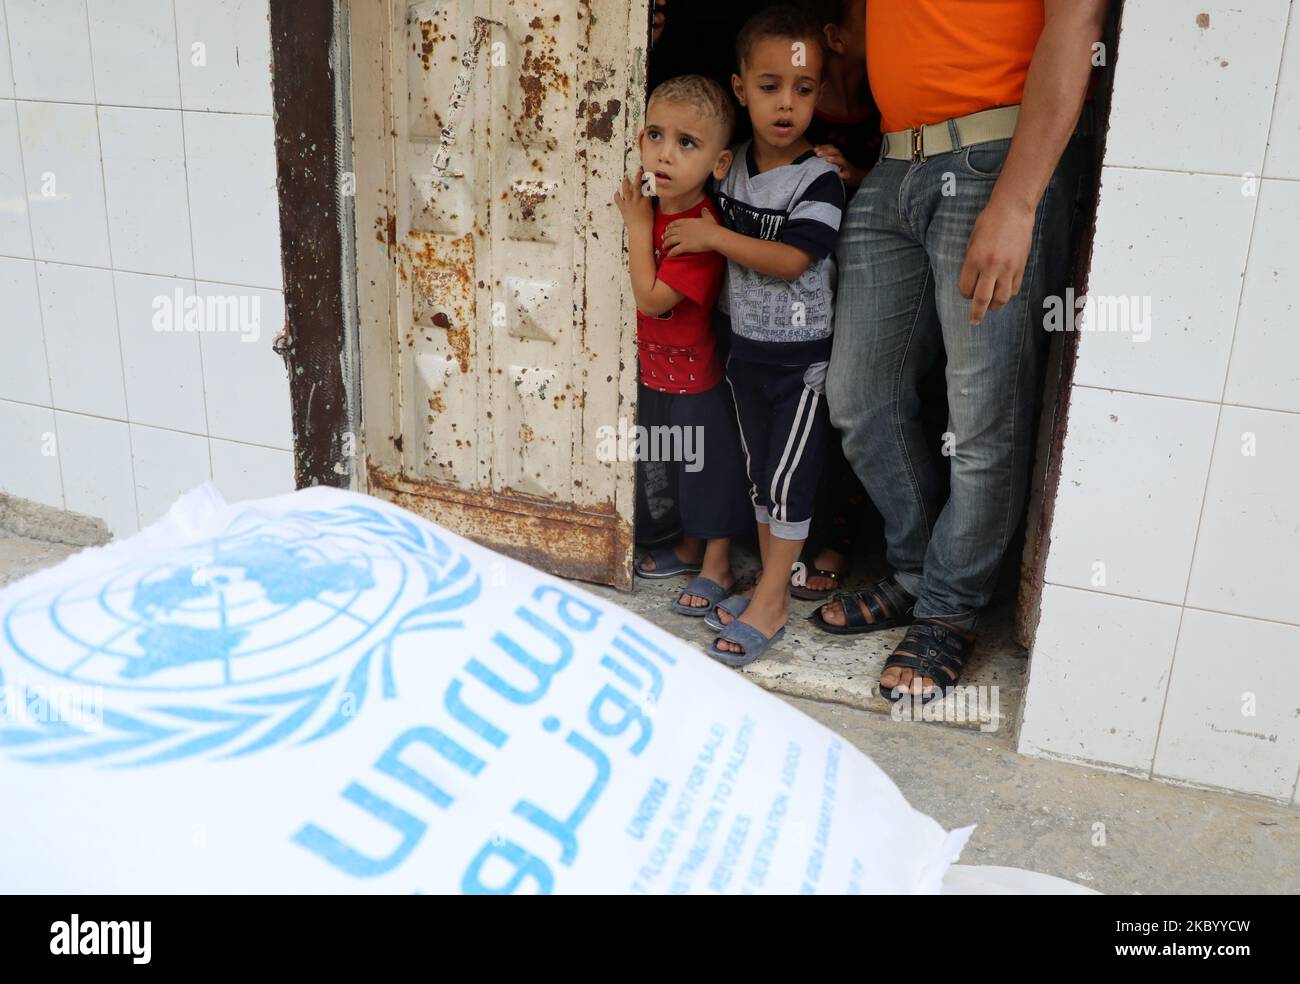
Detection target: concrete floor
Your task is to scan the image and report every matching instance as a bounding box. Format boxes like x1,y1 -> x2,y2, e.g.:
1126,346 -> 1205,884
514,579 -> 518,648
3,527 -> 1297,894
791,696 -> 1299,894
0,530 -> 90,588
586,550 -> 1027,732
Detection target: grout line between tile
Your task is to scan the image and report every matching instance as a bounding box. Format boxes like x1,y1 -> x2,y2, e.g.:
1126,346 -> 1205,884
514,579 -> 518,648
1042,579 -> 1300,632
172,0 -> 215,484
1216,0 -> 1295,410
0,396 -> 293,454
0,0 -> 16,96
1146,606 -> 1187,781
1070,382 -> 1300,419
1150,18 -> 1300,784
85,0 -> 142,535
0,249 -> 283,292
5,34 -> 65,511
0,94 -> 271,116
1259,0 -> 1297,177
1102,163 -> 1300,184
1166,24 -> 1281,613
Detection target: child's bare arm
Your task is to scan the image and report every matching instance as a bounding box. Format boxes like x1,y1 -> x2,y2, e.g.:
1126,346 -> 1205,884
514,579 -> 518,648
614,172 -> 686,316
705,226 -> 813,282
625,223 -> 686,316
664,213 -> 812,282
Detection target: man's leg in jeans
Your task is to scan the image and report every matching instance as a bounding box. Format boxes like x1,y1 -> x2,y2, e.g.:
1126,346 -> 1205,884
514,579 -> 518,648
911,140 -> 1080,643
825,162 -> 945,627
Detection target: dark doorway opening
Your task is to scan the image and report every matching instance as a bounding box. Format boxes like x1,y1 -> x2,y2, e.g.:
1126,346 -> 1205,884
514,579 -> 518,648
632,0 -> 1117,668
635,3 -> 942,581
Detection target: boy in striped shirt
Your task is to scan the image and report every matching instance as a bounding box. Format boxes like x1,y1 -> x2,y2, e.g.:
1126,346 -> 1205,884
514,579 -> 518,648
661,6 -> 845,664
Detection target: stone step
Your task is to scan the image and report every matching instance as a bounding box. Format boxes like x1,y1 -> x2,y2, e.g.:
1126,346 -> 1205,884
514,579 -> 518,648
587,556 -> 1027,740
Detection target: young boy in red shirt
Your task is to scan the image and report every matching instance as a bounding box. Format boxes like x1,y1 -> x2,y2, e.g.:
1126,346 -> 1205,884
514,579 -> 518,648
614,74 -> 750,618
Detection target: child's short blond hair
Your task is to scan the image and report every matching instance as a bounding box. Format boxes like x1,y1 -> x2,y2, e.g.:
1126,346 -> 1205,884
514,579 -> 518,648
647,74 -> 736,147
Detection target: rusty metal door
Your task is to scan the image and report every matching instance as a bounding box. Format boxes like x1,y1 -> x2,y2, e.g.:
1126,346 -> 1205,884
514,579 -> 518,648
350,0 -> 646,588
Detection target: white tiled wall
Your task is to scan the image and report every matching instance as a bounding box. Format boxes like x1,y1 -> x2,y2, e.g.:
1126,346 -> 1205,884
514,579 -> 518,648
0,0 -> 293,539
1020,0 -> 1300,805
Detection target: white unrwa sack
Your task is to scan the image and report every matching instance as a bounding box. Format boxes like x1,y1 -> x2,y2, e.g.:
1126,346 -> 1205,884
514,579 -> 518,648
0,485 -> 970,894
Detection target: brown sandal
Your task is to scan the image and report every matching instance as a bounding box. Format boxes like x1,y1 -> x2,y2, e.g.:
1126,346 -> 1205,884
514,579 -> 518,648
789,566 -> 842,601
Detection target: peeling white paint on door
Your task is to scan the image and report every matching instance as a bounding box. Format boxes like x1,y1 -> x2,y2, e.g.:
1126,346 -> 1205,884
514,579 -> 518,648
352,0 -> 648,587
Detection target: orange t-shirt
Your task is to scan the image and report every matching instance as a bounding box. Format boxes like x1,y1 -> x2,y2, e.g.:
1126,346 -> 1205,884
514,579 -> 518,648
867,0 -> 1045,133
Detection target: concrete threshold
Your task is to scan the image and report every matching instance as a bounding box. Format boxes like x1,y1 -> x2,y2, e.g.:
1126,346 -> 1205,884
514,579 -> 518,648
585,548 -> 1027,741
0,493 -> 111,548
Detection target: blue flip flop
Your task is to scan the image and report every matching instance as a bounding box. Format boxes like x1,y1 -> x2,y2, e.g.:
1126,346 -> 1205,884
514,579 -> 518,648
634,544 -> 702,580
704,593 -> 749,632
672,576 -> 731,617
708,620 -> 786,667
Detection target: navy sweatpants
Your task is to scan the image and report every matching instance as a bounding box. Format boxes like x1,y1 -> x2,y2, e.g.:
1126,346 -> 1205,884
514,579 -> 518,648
636,381 -> 751,541
725,358 -> 830,540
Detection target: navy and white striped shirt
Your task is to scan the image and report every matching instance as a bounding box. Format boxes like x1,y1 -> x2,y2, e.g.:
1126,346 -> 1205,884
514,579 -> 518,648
716,141 -> 845,365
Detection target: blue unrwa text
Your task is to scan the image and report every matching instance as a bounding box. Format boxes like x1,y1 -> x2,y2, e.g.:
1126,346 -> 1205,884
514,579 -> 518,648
291,583 -> 675,893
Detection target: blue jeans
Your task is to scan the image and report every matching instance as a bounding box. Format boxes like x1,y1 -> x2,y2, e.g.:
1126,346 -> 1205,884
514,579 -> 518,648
827,134 -> 1091,629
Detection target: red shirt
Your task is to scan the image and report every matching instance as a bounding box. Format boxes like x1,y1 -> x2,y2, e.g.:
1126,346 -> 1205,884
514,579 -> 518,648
637,196 -> 725,394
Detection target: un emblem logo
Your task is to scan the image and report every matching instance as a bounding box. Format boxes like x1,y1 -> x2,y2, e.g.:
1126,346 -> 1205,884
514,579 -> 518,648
0,504 -> 480,766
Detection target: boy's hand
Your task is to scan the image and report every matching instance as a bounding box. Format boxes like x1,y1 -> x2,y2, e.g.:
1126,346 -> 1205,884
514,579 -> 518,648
662,208 -> 718,257
613,168 -> 654,233
814,144 -> 866,186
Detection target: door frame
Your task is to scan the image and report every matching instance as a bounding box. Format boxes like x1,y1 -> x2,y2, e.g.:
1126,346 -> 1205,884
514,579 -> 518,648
268,0 -> 362,493
1014,0 -> 1126,653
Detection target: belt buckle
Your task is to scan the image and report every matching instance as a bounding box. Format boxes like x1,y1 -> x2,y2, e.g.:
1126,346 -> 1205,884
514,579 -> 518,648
912,127 -> 926,163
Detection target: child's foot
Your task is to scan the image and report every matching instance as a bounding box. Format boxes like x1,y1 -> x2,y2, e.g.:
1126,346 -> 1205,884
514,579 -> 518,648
804,547 -> 848,593
717,563 -> 793,624
713,597 -> 788,657
636,541 -> 704,577
678,567 -> 735,609
714,581 -> 757,625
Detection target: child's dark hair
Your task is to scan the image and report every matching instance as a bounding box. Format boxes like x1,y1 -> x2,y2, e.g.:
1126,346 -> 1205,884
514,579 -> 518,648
734,4 -> 827,75
809,0 -> 855,28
